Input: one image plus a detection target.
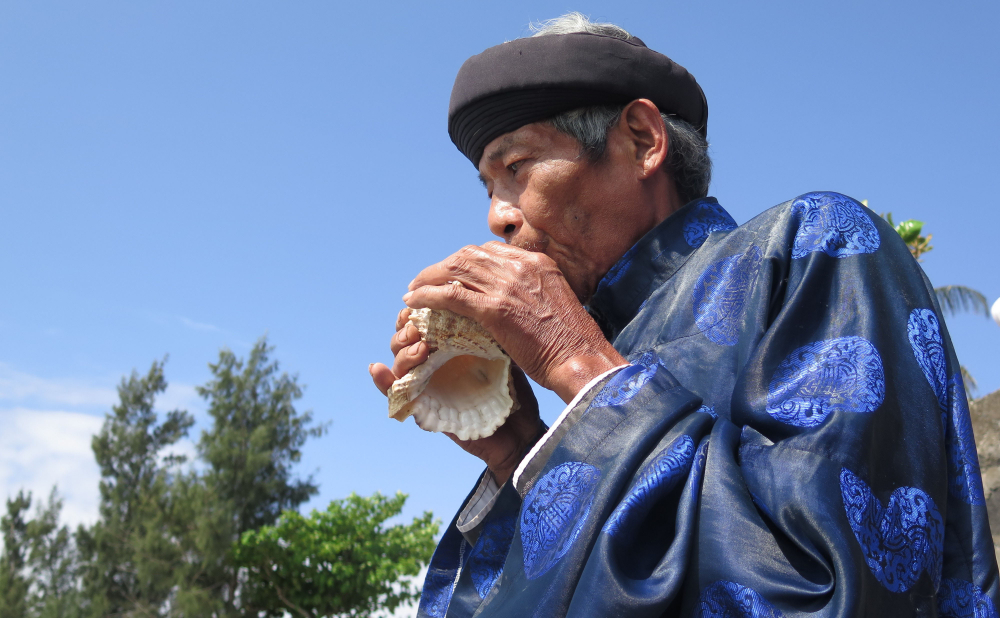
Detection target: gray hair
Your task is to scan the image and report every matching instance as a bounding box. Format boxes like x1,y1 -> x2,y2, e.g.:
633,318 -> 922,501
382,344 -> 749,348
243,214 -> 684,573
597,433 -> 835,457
529,14 -> 712,205
529,12 -> 633,40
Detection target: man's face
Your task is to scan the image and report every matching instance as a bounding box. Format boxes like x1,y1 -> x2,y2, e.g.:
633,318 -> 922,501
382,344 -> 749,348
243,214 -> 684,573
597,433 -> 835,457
478,121 -> 657,302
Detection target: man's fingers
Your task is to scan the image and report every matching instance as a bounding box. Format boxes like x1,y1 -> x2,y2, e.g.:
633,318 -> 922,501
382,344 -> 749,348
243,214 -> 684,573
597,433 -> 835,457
404,282 -> 490,324
395,307 -> 412,331
390,322 -> 420,356
408,245 -> 511,292
370,362 -> 397,396
408,262 -> 453,291
509,364 -> 539,412
392,341 -> 429,377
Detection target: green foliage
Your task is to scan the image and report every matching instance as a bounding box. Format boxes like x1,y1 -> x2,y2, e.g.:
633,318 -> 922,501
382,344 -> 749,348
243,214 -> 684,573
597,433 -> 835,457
1,337 -> 427,617
962,366 -> 979,394
0,492 -> 32,618
234,492 -> 438,617
24,491 -> 81,618
197,339 -> 324,534
1,491 -> 81,618
881,211 -> 933,259
76,359 -> 193,616
174,338 -> 326,615
934,285 -> 991,319
894,218 -> 924,244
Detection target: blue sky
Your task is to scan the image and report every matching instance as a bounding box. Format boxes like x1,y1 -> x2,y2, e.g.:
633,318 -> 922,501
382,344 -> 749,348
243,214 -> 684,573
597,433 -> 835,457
1,0 -> 998,555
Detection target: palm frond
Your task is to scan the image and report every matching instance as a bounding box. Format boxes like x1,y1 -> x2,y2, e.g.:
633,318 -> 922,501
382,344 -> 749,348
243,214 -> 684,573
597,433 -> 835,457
961,365 -> 978,397
934,285 -> 990,318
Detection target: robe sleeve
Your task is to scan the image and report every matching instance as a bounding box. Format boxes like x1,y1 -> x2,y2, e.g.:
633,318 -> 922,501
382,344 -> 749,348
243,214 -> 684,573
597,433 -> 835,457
694,200 -> 998,615
417,366 -> 640,618
572,198 -> 998,616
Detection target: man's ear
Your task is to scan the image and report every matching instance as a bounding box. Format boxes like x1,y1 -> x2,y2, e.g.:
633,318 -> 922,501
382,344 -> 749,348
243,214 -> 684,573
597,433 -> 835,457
618,99 -> 669,179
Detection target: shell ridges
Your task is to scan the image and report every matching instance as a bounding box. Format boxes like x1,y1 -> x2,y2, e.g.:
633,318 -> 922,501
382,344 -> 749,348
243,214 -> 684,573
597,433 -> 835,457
387,308 -> 515,441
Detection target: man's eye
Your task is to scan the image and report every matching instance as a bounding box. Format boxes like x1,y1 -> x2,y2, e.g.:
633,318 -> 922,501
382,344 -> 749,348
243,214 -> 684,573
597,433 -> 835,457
507,161 -> 521,174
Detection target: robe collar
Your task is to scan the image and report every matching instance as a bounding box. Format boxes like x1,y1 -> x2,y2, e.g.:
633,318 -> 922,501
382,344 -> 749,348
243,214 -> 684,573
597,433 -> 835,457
586,197 -> 732,341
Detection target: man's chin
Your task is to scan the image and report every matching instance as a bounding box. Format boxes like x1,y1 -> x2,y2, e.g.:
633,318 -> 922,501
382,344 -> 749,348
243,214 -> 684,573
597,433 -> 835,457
566,275 -> 597,305
508,239 -> 595,302
546,259 -> 597,305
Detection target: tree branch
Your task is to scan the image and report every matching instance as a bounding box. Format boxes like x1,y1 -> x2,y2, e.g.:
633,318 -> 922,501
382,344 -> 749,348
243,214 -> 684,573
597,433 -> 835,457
261,561 -> 313,618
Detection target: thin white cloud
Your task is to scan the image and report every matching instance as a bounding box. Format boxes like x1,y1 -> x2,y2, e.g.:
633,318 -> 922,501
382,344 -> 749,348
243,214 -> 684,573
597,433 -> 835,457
0,407 -> 103,528
0,363 -> 199,415
0,365 -> 203,530
160,382 -> 204,417
178,316 -> 221,332
0,363 -> 118,409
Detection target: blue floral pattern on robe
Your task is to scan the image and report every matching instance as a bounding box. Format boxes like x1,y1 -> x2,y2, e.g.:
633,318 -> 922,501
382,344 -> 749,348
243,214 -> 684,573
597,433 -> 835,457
766,336 -> 885,427
693,246 -> 762,345
684,200 -> 737,248
520,461 -> 601,580
603,435 -> 695,537
594,244 -> 637,298
419,546 -> 465,618
698,581 -> 784,618
947,376 -> 986,505
939,578 -> 999,618
467,516 -> 516,599
908,308 -> 949,410
790,192 -> 880,258
840,467 -> 943,592
590,351 -> 660,408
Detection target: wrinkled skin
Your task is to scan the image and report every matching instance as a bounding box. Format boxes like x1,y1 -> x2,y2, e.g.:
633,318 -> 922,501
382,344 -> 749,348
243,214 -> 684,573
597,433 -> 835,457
370,99 -> 682,485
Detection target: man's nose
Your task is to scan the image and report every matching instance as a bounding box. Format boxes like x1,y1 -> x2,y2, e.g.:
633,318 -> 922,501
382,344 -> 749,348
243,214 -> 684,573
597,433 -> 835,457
487,197 -> 522,242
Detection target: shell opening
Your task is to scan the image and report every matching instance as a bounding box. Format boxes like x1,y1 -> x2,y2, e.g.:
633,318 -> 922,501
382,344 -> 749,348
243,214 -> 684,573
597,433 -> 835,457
387,307 -> 515,440
422,355 -> 508,411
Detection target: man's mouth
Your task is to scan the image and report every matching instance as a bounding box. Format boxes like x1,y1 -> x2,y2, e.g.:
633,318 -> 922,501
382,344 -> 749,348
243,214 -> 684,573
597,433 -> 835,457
511,237 -> 548,253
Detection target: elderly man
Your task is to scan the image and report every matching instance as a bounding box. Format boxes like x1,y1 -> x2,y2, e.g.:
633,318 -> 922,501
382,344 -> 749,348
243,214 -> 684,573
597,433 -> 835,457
370,14 -> 998,617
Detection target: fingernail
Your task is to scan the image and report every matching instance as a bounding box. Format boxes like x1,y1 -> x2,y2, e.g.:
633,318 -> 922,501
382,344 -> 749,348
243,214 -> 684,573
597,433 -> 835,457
368,363 -> 374,375
408,279 -> 416,290
402,291 -> 413,302
410,342 -> 424,356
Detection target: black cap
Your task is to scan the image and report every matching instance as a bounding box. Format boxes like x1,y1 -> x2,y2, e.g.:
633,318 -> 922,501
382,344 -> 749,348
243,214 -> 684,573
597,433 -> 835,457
448,32 -> 708,167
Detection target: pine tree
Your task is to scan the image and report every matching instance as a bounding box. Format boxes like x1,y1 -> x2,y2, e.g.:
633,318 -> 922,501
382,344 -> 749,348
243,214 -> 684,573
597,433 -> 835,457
25,490 -> 81,618
76,360 -> 193,616
0,492 -> 32,618
175,338 -> 325,615
1,490 -> 83,618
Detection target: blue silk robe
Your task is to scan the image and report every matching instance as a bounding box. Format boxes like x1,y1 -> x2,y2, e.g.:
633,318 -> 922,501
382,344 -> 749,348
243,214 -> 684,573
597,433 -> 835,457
416,192 -> 999,617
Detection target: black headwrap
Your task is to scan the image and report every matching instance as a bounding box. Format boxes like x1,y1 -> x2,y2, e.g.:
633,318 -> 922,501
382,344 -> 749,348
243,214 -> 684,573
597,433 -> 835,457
448,32 -> 707,168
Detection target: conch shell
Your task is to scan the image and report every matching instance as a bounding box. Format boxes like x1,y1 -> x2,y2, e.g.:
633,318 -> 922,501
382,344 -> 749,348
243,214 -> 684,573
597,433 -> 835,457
388,308 -> 515,440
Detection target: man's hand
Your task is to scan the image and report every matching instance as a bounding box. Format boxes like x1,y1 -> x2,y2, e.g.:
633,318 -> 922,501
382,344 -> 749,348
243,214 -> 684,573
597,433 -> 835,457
402,242 -> 626,403
370,307 -> 431,393
369,307 -> 544,486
